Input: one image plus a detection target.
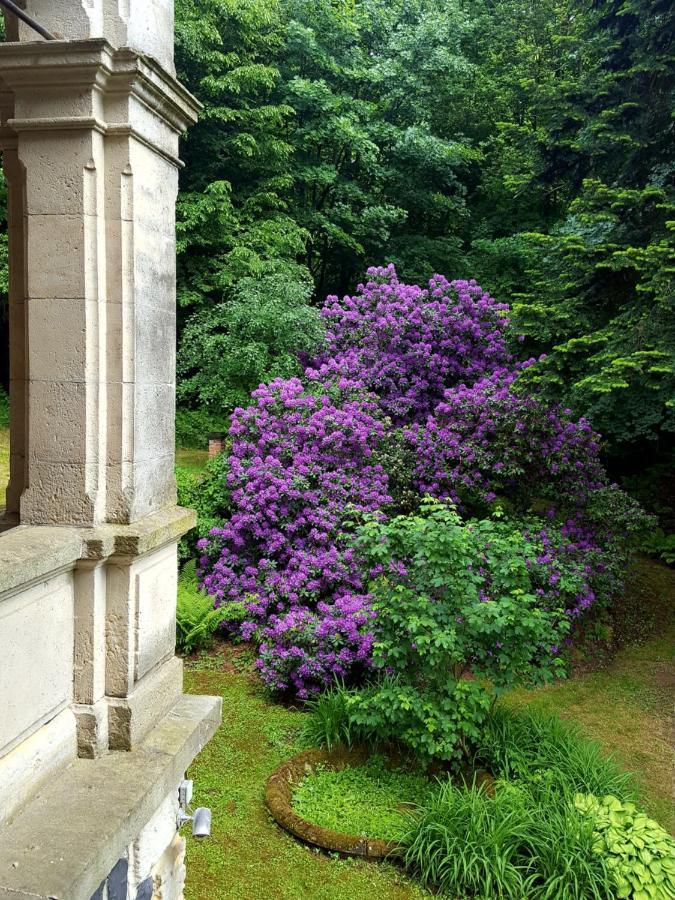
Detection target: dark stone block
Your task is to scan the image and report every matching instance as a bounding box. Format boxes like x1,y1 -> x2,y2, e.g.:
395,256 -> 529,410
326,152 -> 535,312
107,855 -> 129,900
136,875 -> 154,900
89,879 -> 105,900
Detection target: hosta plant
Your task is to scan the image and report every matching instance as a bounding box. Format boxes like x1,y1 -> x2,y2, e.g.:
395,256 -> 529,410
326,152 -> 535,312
574,794 -> 675,899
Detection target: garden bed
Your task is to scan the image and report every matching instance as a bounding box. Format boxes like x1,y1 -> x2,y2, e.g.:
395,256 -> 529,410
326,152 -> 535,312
265,747 -> 428,859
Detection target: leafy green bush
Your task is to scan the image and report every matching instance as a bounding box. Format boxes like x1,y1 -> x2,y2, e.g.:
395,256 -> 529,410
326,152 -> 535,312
403,779 -> 612,900
177,271 -> 325,416
176,452 -> 231,565
476,707 -> 635,802
0,385 -> 8,428
175,407 -> 229,450
346,500 -> 570,761
176,561 -> 243,654
292,755 -> 432,841
574,794 -> 675,900
642,529 -> 675,567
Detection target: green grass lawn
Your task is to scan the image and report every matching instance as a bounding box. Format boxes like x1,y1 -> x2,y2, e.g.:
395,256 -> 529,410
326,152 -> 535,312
183,652 -> 429,900
0,427 -> 9,507
507,558 -> 675,832
183,558 -> 674,899
176,447 -> 210,475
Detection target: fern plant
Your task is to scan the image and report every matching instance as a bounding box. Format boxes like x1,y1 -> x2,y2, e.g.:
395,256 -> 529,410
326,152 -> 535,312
176,561 -> 244,654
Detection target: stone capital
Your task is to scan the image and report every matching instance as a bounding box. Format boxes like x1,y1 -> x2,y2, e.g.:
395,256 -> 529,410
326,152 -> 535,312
0,40 -> 200,165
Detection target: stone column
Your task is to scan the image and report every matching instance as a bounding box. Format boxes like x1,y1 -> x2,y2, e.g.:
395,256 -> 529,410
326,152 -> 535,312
0,40 -> 195,528
0,7 -> 221,898
0,13 -> 205,756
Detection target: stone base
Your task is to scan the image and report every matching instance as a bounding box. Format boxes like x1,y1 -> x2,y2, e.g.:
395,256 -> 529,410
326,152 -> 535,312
0,693 -> 221,900
108,657 -> 184,751
74,699 -> 109,759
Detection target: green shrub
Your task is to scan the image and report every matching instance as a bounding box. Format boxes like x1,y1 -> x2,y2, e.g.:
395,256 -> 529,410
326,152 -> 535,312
347,500 -> 570,762
176,452 -> 231,565
403,779 -> 612,899
0,385 -> 8,428
176,561 -> 244,654
177,271 -> 325,416
642,528 -> 675,566
175,407 -> 229,450
476,707 -> 635,802
574,794 -> 675,900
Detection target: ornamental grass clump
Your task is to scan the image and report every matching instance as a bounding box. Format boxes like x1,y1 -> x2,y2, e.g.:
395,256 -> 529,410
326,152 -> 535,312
475,707 -> 636,801
402,779 -> 613,900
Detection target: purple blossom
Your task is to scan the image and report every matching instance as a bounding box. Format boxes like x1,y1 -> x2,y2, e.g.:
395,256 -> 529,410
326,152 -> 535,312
197,265 -> 642,697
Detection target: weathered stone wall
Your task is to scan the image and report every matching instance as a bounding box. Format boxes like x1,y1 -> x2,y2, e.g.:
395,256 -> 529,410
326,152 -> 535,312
0,3 -> 221,897
91,790 -> 187,900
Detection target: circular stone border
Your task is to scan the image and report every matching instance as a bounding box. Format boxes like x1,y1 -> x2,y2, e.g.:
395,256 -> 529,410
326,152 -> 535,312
264,746 -> 405,859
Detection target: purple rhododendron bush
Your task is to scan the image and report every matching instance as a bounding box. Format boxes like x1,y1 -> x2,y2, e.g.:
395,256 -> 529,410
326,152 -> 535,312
198,265 -> 649,698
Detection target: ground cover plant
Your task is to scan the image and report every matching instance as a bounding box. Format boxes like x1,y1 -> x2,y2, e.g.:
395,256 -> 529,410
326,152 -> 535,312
574,794 -> 675,899
181,562 -> 674,899
176,561 -> 244,655
198,264 -> 651,702
291,755 -> 432,842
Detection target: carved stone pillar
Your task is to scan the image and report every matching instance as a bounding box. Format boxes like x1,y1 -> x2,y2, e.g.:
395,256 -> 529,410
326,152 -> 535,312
0,8 -> 221,897
0,41 -> 195,527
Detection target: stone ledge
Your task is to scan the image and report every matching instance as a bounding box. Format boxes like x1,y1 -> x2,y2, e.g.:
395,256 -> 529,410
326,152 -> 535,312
0,693 -> 222,900
80,506 -> 196,560
0,526 -> 81,596
0,507 -> 196,600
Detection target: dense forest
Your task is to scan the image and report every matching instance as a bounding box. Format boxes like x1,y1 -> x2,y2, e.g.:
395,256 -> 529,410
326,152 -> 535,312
0,0 -> 673,519
174,0 -> 673,473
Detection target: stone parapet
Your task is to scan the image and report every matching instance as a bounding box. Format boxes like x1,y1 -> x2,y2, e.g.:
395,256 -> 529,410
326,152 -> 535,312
0,693 -> 221,900
0,507 -> 201,817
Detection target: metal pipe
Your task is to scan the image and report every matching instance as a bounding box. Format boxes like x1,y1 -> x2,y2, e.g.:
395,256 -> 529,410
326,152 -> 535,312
0,0 -> 57,41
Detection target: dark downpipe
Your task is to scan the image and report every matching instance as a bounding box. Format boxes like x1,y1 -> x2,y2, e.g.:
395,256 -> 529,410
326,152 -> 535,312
0,0 -> 56,41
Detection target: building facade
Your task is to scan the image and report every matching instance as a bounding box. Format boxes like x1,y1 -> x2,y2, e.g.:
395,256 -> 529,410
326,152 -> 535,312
0,3 -> 221,897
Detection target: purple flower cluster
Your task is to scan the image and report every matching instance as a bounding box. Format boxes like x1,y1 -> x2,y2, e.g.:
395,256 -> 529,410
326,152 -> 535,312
198,377 -> 388,693
198,265 -> 640,697
307,264 -> 511,424
255,594 -> 375,698
407,369 -> 606,512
